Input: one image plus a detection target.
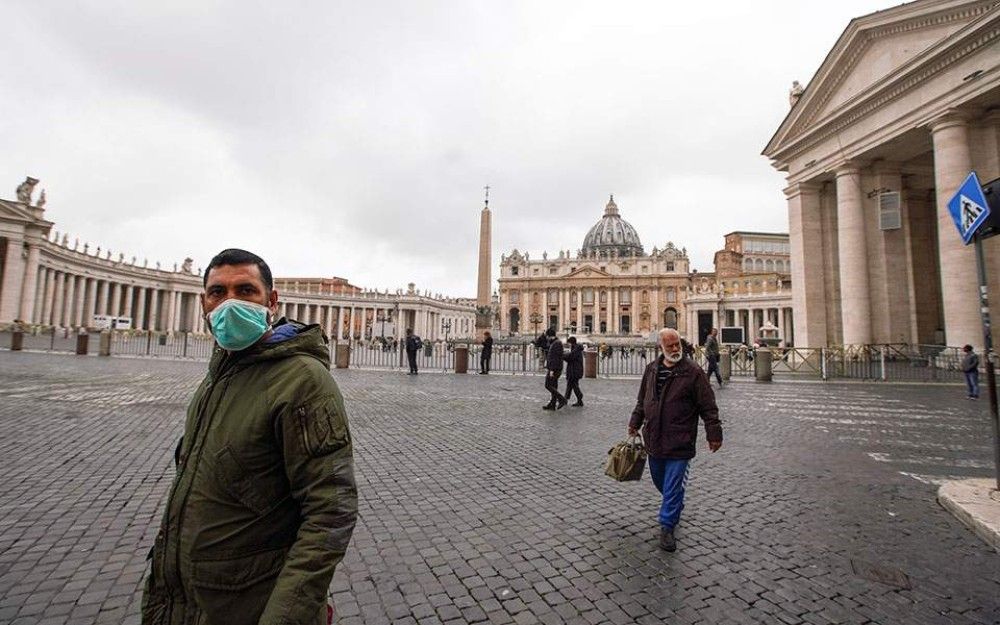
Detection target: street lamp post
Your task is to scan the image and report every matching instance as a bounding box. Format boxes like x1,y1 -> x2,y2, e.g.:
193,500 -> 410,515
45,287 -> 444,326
377,311 -> 386,339
442,319 -> 452,343
529,311 -> 543,337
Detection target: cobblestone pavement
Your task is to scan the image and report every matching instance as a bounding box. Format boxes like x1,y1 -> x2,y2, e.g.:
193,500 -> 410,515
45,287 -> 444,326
0,351 -> 997,625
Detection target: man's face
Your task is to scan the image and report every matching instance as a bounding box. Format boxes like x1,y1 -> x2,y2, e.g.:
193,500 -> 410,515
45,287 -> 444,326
660,332 -> 682,363
201,263 -> 278,316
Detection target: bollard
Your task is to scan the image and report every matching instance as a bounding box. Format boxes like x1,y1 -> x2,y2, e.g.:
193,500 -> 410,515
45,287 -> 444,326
754,348 -> 773,382
75,330 -> 89,355
720,351 -> 731,381
99,331 -> 111,357
10,331 -> 23,351
454,345 -> 469,374
335,343 -> 351,369
584,349 -> 598,378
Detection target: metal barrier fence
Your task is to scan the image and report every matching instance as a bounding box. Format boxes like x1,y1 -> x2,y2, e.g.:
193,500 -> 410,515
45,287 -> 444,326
0,328 -> 99,354
0,328 -> 978,383
110,331 -> 216,360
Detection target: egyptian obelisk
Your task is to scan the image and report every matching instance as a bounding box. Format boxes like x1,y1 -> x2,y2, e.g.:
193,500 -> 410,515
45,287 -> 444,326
475,186 -> 492,339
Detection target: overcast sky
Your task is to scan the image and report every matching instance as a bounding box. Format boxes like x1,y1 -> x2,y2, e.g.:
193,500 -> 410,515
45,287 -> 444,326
3,0 -> 894,297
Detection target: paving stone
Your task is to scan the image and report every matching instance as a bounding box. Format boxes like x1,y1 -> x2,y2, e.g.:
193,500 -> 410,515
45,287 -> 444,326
0,353 -> 997,625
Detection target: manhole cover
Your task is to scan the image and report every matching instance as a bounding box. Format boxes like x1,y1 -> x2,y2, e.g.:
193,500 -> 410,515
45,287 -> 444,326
850,559 -> 911,589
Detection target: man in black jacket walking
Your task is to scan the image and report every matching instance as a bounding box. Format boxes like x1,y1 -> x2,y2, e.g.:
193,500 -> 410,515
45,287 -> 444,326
405,328 -> 421,375
542,328 -> 566,410
563,336 -> 584,406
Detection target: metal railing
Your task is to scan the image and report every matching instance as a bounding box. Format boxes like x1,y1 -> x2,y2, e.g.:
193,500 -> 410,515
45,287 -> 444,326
0,327 -> 980,383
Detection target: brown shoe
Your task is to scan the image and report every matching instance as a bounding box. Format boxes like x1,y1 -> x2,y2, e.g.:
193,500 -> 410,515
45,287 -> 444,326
659,527 -> 676,552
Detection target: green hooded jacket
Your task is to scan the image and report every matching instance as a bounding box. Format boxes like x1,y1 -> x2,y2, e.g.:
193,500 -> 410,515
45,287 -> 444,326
141,322 -> 358,625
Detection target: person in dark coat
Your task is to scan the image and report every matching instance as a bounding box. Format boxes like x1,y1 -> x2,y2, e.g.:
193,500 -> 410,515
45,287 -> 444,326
542,328 -> 566,410
628,328 -> 722,552
405,328 -> 421,375
480,331 -> 494,374
562,336 -> 584,406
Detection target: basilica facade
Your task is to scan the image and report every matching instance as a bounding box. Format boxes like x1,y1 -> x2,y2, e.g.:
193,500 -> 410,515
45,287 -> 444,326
499,197 -> 693,340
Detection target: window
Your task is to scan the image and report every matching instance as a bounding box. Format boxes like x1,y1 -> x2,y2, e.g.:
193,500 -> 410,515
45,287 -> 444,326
666,262 -> 674,272
664,308 -> 678,329
511,266 -> 519,276
600,291 -> 607,304
583,288 -> 594,304
642,290 -> 649,303
642,265 -> 649,274
666,287 -> 676,303
549,266 -> 557,274
570,291 -> 577,304
547,289 -> 558,304
510,291 -> 519,304
619,289 -> 631,304
744,258 -> 752,272
533,268 -> 539,276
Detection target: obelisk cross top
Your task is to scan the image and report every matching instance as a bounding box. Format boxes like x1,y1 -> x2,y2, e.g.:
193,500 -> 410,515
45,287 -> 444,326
484,185 -> 490,209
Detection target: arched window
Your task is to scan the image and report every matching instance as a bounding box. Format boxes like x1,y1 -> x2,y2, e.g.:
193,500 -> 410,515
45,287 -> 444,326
765,259 -> 774,272
509,308 -> 520,333
664,308 -> 678,329
754,258 -> 764,272
743,258 -> 752,272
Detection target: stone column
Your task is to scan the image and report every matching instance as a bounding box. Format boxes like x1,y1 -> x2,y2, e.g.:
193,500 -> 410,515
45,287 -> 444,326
110,283 -> 122,318
0,237 -> 25,322
576,290 -> 583,333
97,280 -> 110,317
123,285 -> 134,318
835,163 -> 872,345
62,274 -> 76,328
83,278 -> 97,327
73,277 -> 86,327
785,181 -> 828,347
52,273 -> 66,327
931,114 -> 981,348
165,291 -> 177,332
41,269 -> 56,325
149,289 -> 160,331
17,244 -> 41,322
134,287 -> 146,330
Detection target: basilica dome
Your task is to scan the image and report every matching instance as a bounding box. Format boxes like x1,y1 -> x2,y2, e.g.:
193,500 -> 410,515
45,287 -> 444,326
581,196 -> 644,257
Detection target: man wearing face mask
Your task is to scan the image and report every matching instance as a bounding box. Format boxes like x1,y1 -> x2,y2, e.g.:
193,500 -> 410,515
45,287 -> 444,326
141,248 -> 358,625
628,328 -> 721,552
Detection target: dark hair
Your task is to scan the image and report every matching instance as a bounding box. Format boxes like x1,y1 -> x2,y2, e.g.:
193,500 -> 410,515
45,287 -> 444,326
567,336 -> 577,344
203,248 -> 273,290
545,327 -> 556,337
964,344 -> 974,351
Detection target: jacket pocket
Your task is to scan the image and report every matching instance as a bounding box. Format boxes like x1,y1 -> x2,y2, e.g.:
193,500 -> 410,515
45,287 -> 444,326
298,396 -> 350,458
190,548 -> 287,625
215,446 -> 283,516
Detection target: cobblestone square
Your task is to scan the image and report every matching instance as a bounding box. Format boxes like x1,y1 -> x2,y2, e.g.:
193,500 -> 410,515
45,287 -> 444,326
0,351 -> 997,625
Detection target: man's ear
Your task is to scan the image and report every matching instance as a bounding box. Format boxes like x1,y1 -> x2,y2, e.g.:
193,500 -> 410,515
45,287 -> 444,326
268,289 -> 279,316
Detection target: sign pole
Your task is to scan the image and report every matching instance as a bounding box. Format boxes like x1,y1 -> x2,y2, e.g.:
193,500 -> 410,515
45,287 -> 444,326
973,233 -> 1000,491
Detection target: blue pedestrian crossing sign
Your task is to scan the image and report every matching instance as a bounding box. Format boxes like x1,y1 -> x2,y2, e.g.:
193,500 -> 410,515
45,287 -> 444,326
948,171 -> 991,245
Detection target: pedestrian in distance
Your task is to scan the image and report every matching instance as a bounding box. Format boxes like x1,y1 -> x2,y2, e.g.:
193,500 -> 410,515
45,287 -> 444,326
563,336 -> 584,407
480,331 -> 493,374
961,344 -> 980,400
703,327 -> 723,388
628,328 -> 722,552
405,328 -> 421,374
542,328 -> 567,410
141,248 -> 358,625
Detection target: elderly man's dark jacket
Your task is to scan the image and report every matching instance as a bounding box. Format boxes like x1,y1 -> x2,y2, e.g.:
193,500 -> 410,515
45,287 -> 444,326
482,336 -> 493,358
545,337 -> 564,372
629,356 -> 722,459
563,343 -> 584,379
141,322 -> 358,625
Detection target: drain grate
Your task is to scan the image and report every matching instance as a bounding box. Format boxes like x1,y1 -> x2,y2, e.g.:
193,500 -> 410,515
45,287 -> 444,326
850,559 -> 911,589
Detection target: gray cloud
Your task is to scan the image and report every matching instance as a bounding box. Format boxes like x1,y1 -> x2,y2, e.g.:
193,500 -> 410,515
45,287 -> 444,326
3,0 -> 889,294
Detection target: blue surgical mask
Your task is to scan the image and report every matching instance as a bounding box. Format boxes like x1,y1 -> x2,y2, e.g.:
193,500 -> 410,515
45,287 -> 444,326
208,299 -> 272,351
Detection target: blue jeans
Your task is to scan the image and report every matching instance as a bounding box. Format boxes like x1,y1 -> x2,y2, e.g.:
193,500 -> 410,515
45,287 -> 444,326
648,457 -> 690,530
965,371 -> 979,398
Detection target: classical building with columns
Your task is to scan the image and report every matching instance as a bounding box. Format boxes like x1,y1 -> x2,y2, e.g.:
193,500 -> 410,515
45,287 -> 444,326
498,196 -> 692,339
0,185 -> 475,341
763,0 -> 1000,349
685,232 -> 793,346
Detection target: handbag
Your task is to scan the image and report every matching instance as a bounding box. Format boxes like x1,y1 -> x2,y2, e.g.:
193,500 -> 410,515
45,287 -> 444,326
604,435 -> 647,482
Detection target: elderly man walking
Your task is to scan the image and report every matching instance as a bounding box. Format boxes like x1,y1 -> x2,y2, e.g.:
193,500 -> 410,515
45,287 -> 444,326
628,328 -> 722,551
142,248 -> 358,625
